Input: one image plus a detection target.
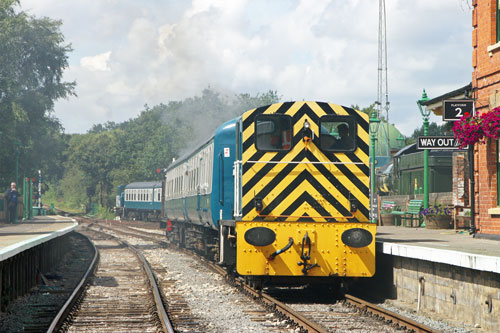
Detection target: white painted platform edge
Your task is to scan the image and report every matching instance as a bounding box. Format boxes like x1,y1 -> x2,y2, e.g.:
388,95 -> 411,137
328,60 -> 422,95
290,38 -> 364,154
0,221 -> 78,261
379,242 -> 500,274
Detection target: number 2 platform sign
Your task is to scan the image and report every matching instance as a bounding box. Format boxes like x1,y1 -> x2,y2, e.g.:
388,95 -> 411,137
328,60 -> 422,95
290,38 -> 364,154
443,100 -> 474,121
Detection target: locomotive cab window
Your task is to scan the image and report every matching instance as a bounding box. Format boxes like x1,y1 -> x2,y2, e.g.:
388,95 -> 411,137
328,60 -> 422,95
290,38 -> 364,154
319,115 -> 356,152
255,115 -> 292,151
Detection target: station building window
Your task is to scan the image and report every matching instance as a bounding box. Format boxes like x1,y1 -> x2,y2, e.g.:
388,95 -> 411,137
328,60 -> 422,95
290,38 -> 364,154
319,115 -> 357,152
255,115 -> 292,151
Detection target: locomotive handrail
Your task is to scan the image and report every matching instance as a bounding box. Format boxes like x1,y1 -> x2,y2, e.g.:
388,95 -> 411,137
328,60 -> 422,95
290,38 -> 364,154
233,160 -> 242,218
246,160 -> 364,165
218,153 -> 224,205
269,237 -> 294,259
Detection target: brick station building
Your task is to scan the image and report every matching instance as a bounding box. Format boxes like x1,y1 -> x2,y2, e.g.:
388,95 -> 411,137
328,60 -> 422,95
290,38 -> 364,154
421,2 -> 500,238
471,0 -> 500,237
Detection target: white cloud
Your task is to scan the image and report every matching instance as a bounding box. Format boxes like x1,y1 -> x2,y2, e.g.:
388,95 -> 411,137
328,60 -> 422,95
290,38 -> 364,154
80,51 -> 112,72
19,0 -> 472,135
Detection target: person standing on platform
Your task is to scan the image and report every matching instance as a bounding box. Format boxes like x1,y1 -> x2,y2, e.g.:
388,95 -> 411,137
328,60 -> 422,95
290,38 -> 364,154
5,182 -> 19,223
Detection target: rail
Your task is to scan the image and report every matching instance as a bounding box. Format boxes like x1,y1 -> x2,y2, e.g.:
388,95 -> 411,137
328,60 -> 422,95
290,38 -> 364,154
123,238 -> 175,333
49,220 -> 175,333
47,232 -> 99,333
344,294 -> 438,333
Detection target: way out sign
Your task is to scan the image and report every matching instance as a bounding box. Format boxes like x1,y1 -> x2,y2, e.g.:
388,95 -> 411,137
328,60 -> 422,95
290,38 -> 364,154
443,100 -> 474,121
417,136 -> 467,150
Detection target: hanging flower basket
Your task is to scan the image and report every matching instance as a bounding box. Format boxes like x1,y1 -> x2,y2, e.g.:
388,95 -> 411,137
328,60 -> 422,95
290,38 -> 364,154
452,111 -> 483,148
453,107 -> 500,148
480,106 -> 500,140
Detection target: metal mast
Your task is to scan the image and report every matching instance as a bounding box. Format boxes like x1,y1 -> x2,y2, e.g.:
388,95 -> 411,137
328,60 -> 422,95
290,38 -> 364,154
376,0 -> 390,156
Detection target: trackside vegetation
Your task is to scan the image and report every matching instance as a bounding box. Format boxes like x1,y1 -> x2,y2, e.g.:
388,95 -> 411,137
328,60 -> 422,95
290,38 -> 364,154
48,89 -> 280,213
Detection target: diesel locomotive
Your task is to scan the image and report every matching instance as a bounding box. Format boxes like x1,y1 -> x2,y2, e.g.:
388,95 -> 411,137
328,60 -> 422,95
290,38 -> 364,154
162,101 -> 376,283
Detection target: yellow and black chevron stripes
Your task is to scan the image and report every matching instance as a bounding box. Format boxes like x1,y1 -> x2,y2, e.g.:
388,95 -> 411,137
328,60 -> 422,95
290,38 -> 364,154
241,101 -> 370,222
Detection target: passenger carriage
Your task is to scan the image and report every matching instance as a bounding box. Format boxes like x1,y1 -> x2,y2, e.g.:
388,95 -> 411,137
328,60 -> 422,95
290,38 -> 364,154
117,181 -> 162,220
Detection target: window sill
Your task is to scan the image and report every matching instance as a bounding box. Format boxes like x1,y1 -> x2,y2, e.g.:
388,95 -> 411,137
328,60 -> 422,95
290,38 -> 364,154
487,42 -> 500,57
488,207 -> 500,215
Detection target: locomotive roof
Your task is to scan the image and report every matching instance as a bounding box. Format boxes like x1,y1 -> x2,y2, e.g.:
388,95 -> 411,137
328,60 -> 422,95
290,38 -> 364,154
125,181 -> 162,189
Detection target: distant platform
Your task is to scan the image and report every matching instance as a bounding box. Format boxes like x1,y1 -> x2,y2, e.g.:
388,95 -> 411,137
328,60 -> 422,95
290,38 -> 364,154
376,226 -> 500,274
0,215 -> 78,261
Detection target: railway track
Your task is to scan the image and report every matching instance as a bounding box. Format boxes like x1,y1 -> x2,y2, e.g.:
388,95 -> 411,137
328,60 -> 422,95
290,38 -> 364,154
81,218 -> 290,331
48,227 -> 175,332
84,218 -> 439,332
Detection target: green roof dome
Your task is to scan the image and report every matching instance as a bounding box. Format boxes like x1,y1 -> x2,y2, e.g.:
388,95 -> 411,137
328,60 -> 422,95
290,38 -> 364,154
374,120 -> 405,157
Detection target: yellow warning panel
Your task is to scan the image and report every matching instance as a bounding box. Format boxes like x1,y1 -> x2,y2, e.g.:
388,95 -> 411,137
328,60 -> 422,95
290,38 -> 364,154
236,221 -> 376,277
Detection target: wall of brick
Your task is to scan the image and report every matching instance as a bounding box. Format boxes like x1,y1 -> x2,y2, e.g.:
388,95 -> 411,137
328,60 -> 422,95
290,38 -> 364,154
472,0 -> 500,234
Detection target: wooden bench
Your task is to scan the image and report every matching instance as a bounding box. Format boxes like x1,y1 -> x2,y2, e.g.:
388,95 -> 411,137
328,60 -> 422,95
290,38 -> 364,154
400,199 -> 424,227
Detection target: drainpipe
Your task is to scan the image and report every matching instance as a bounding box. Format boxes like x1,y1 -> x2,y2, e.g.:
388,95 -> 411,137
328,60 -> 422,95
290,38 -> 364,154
417,277 -> 425,313
469,144 -> 476,235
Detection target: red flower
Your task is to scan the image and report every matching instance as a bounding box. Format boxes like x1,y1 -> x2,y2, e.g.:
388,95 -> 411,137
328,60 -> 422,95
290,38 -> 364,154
453,106 -> 500,148
481,107 -> 500,140
452,113 -> 483,148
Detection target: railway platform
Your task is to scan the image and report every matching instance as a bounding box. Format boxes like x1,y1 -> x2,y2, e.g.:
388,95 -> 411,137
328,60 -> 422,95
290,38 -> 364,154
376,226 -> 500,274
373,226 -> 500,330
0,215 -> 78,311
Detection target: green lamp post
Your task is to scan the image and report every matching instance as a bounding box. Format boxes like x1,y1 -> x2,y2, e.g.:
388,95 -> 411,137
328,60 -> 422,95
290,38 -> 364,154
369,112 -> 381,223
417,89 -> 430,210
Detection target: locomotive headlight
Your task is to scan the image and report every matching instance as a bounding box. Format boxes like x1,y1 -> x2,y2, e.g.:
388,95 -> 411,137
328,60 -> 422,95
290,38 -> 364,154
244,227 -> 276,247
302,119 -> 313,144
341,228 -> 373,248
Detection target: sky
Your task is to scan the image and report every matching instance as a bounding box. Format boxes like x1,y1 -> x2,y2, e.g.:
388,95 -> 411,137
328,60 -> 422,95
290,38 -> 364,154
20,0 -> 473,136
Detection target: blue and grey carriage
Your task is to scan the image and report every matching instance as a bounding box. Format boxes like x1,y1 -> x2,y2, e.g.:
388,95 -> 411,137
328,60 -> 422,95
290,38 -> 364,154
116,181 -> 163,220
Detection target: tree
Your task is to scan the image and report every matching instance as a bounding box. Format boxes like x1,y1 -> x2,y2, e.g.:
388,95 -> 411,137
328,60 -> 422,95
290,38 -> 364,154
52,88 -> 281,211
410,122 -> 453,141
351,103 -> 377,117
0,0 -> 75,187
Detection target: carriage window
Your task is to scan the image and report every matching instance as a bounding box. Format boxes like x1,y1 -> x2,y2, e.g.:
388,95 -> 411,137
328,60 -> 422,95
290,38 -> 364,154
255,115 -> 292,151
319,115 -> 357,152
